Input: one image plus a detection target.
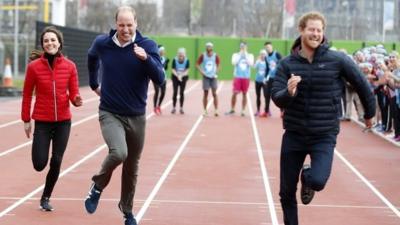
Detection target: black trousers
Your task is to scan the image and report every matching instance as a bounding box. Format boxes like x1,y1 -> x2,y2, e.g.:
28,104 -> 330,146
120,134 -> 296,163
279,130 -> 337,225
172,75 -> 188,108
377,91 -> 390,130
153,81 -> 166,108
255,81 -> 268,112
265,78 -> 274,113
389,96 -> 400,137
32,120 -> 71,198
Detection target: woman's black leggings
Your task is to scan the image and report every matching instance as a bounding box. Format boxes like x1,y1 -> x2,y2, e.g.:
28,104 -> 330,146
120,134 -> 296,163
32,120 -> 71,198
153,81 -> 166,108
255,81 -> 268,112
172,75 -> 188,108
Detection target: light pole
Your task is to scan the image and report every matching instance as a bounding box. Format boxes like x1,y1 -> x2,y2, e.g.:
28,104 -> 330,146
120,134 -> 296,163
14,0 -> 19,78
342,0 -> 350,40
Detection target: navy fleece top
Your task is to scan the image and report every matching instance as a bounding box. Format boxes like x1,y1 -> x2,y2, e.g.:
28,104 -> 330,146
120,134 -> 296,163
88,30 -> 165,116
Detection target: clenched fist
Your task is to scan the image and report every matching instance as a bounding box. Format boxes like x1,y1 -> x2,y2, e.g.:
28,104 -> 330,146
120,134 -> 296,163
134,44 -> 147,61
288,74 -> 302,96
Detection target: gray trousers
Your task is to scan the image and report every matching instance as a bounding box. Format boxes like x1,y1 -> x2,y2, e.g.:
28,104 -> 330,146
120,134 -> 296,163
92,110 -> 146,213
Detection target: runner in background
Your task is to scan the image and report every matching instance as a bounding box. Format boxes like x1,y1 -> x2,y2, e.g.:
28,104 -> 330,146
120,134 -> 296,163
171,47 -> 190,114
196,42 -> 220,116
153,45 -> 169,115
226,41 -> 254,116
253,49 -> 269,117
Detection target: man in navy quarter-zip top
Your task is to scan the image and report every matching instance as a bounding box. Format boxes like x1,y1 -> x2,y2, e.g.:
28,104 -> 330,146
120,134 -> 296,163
84,5 -> 165,225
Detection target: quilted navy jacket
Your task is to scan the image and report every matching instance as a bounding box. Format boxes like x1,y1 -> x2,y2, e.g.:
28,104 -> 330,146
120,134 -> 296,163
272,37 -> 375,135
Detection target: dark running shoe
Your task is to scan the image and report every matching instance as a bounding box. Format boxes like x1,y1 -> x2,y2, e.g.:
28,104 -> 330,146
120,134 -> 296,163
40,197 -> 54,211
85,183 -> 102,214
119,203 -> 138,225
300,164 -> 315,205
123,212 -> 138,225
225,110 -> 235,115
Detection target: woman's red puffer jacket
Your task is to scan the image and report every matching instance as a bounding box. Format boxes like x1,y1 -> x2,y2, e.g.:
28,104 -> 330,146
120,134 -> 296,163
21,54 -> 80,122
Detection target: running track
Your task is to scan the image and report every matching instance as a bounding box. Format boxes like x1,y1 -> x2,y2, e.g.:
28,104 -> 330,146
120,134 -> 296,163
0,80 -> 399,225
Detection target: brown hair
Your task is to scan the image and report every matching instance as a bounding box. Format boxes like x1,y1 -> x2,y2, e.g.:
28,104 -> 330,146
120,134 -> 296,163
115,6 -> 136,21
40,26 -> 64,52
29,49 -> 43,62
298,11 -> 326,30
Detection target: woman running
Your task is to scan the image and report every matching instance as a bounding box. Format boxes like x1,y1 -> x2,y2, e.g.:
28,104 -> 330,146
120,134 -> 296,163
171,47 -> 189,114
21,26 -> 82,211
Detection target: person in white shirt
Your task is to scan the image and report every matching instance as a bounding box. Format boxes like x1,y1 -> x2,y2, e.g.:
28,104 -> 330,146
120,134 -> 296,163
226,42 -> 254,116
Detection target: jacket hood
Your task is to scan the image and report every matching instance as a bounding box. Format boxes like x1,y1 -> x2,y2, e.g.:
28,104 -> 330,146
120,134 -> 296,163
290,35 -> 329,56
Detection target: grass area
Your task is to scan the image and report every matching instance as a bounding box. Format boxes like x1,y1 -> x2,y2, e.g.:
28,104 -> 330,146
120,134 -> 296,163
12,78 -> 24,89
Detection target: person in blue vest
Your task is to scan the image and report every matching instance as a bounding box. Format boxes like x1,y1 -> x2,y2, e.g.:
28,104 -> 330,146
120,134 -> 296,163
226,41 -> 254,116
196,42 -> 221,116
152,45 -> 169,115
171,47 -> 190,114
264,41 -> 282,117
84,6 -> 165,225
272,11 -> 375,225
254,49 -> 269,117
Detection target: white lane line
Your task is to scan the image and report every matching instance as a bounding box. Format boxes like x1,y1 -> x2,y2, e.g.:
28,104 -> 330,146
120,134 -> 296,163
0,196 -> 396,210
0,96 -> 100,129
0,88 -> 158,157
350,117 -> 400,147
0,120 -> 20,129
136,82 -> 223,223
0,144 -> 106,218
0,81 -> 199,218
0,114 -> 98,157
247,95 -> 279,225
335,149 -> 400,218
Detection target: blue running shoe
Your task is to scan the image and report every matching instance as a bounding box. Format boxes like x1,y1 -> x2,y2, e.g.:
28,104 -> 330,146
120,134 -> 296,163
85,183 -> 102,214
123,212 -> 138,225
40,197 -> 54,211
119,203 -> 137,225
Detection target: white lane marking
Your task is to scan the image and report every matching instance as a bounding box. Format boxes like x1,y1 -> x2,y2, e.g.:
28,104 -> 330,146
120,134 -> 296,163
0,196 -> 395,210
350,117 -> 400,147
0,87 -> 161,157
0,144 -> 106,218
0,81 -> 198,218
335,149 -> 400,218
247,95 -> 279,225
136,82 -> 222,223
0,120 -> 19,129
0,96 -> 100,129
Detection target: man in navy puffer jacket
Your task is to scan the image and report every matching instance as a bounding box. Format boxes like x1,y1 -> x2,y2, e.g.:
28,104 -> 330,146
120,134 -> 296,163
84,6 -> 164,225
272,11 -> 375,225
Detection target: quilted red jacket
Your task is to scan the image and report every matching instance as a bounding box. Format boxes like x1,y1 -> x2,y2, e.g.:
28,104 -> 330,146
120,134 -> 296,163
21,54 -> 80,122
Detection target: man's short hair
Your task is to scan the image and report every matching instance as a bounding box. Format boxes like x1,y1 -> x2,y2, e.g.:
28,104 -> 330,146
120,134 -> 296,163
115,6 -> 136,21
298,11 -> 326,30
264,41 -> 272,46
